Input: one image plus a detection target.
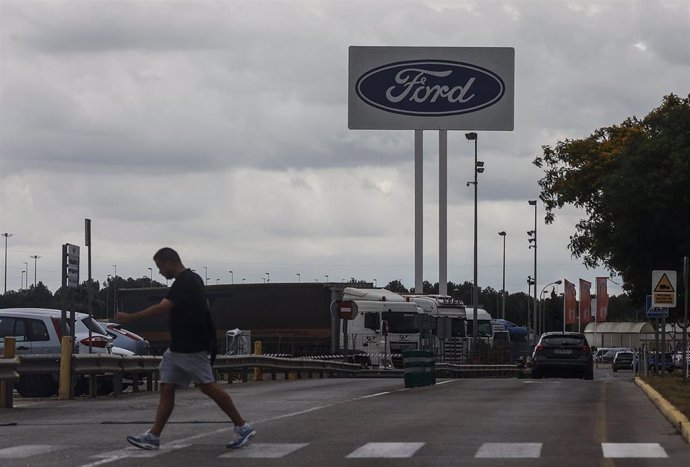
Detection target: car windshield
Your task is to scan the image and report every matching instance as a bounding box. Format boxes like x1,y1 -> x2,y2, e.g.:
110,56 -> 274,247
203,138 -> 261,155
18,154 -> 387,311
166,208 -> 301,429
542,335 -> 584,346
381,312 -> 419,334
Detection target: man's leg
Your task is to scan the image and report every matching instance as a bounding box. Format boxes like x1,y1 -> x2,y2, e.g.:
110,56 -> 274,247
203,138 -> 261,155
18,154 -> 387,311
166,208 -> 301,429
199,382 -> 245,426
150,382 -> 176,436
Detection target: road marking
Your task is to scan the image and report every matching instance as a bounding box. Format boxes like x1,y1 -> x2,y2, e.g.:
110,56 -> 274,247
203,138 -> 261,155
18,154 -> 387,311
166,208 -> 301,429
602,443 -> 668,458
219,443 -> 308,458
475,442 -> 542,458
0,445 -> 65,458
346,442 -> 425,458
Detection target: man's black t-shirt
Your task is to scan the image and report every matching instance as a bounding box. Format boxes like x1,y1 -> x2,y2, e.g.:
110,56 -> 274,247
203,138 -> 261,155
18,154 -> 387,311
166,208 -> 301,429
166,268 -> 214,353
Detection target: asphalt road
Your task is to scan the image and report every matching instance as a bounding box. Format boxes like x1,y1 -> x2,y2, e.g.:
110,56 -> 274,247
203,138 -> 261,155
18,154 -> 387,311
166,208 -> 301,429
1,366 -> 688,466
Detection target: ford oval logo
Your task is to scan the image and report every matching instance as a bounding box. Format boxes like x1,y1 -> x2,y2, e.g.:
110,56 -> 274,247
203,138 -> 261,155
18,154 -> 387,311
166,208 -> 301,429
355,60 -> 505,116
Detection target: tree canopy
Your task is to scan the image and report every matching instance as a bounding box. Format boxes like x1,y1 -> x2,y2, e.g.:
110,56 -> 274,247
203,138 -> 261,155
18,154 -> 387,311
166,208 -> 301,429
534,94 -> 690,302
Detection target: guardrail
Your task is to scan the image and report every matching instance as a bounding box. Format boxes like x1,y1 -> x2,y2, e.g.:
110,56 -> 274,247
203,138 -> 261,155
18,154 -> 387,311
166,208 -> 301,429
0,354 -> 519,408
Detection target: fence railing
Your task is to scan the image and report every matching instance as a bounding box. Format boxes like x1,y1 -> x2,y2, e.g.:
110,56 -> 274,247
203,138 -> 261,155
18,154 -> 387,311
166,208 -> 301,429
0,353 -> 519,408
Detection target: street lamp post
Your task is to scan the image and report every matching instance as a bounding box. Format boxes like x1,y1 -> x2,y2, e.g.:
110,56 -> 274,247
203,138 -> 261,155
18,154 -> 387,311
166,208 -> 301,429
148,267 -> 153,282
325,275 -> 329,283
465,132 -> 483,350
2,233 -> 12,293
528,200 -> 538,338
112,265 -> 117,319
498,231 -> 507,319
265,272 -> 270,283
296,273 -> 300,283
204,267 -> 208,285
373,278 -> 377,288
229,270 -> 233,284
540,280 -> 562,333
30,255 -> 41,288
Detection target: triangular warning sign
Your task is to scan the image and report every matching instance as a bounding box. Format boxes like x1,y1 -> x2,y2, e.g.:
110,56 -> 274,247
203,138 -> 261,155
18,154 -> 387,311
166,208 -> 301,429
654,273 -> 675,293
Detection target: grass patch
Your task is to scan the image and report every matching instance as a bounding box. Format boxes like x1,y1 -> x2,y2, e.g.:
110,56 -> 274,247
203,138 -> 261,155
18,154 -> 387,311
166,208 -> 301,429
642,373 -> 690,420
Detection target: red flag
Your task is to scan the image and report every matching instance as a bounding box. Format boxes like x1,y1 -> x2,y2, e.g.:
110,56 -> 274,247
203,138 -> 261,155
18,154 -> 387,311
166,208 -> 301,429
564,280 -> 577,325
596,277 -> 608,322
579,279 -> 592,325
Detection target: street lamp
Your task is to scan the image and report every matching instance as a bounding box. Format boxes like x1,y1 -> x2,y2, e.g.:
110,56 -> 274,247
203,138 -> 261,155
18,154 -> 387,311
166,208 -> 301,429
2,233 -> 12,293
229,270 -> 233,284
539,280 -> 562,333
465,132 -> 483,350
30,255 -> 41,288
498,231 -> 507,319
112,265 -> 117,319
296,273 -> 300,283
373,278 -> 377,287
265,272 -> 270,283
528,199 -> 538,338
204,267 -> 208,285
325,275 -> 329,282
148,267 -> 153,282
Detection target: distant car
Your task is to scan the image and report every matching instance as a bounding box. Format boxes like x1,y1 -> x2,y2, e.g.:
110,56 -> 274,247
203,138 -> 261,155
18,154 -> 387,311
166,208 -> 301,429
531,332 -> 594,380
601,348 -> 627,364
593,347 -> 612,363
612,350 -> 636,372
646,352 -> 675,373
103,322 -> 149,355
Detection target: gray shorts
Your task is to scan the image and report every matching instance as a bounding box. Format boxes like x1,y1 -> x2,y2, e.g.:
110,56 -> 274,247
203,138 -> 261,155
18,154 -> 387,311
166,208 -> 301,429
159,349 -> 215,387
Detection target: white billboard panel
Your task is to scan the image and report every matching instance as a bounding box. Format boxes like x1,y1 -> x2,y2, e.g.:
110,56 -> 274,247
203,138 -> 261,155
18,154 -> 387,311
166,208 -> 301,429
348,46 -> 514,130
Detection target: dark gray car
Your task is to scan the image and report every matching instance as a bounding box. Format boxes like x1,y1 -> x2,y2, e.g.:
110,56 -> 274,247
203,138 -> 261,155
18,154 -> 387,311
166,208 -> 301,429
532,332 -> 594,380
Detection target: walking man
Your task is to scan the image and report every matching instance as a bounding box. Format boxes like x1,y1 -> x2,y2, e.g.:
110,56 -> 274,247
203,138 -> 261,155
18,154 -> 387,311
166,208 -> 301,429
115,247 -> 255,450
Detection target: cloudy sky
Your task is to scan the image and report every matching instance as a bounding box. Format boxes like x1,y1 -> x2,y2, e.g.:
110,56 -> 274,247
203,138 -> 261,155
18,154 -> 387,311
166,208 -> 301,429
1,0 -> 688,298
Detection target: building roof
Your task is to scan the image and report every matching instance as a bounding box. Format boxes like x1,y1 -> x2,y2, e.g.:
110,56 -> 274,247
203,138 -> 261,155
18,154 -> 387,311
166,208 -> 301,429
583,321 -> 655,334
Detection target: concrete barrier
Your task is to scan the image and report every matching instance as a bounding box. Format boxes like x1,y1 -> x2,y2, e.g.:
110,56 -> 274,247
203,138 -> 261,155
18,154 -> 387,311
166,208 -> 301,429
403,350 -> 435,388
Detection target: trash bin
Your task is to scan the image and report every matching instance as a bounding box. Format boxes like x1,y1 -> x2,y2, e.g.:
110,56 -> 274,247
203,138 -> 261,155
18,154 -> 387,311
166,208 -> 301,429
402,350 -> 435,388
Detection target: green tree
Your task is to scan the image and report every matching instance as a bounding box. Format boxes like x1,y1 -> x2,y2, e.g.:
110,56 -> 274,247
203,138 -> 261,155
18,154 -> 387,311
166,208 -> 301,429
534,94 -> 690,302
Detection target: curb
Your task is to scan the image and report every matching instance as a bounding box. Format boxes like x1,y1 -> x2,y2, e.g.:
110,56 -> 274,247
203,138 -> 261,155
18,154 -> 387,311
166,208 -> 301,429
635,377 -> 690,444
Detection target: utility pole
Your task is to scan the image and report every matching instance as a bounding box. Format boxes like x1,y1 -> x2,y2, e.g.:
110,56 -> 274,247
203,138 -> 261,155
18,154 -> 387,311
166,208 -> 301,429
30,255 -> 41,287
2,233 -> 12,293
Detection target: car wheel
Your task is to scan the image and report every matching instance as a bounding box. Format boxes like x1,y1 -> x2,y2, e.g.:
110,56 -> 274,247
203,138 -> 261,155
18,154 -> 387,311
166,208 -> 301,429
17,375 -> 57,398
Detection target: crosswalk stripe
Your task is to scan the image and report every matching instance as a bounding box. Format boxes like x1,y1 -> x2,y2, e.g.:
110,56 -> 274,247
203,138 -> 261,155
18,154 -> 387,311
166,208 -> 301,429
602,443 -> 668,458
0,445 -> 65,459
219,443 -> 308,458
346,442 -> 425,458
475,442 -> 542,458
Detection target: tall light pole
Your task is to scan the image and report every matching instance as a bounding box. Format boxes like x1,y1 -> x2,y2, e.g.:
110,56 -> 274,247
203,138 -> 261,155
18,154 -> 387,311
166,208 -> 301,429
528,200 -> 538,339
265,272 -> 270,283
204,267 -> 208,285
229,270 -> 233,284
498,231 -> 507,320
325,275 -> 329,283
373,278 -> 377,288
296,273 -> 300,283
2,233 -> 12,293
540,280 -> 562,333
466,132 -> 483,350
148,267 -> 153,282
21,270 -> 25,289
30,255 -> 41,288
112,265 -> 118,319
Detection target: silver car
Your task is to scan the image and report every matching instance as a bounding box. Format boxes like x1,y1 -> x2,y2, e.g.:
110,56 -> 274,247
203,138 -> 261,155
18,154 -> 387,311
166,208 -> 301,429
103,322 -> 150,355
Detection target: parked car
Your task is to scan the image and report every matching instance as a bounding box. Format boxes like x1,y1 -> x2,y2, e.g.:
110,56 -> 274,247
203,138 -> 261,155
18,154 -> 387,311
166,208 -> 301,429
0,308 -> 117,397
612,350 -> 636,372
593,347 -> 612,363
601,347 -> 627,364
646,352 -> 675,374
102,322 -> 150,355
531,332 -> 594,380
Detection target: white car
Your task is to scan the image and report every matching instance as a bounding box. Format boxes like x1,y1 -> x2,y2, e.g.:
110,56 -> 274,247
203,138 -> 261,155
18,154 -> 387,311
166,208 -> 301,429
0,308 -> 125,397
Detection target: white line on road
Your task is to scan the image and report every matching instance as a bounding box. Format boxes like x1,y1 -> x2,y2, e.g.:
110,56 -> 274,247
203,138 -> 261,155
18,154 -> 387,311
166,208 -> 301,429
602,443 -> 668,458
0,445 -> 66,459
346,442 -> 425,458
219,443 -> 309,458
475,442 -> 542,458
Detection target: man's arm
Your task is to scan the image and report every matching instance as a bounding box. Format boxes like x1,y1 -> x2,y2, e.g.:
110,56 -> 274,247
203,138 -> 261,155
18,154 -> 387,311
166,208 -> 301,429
115,298 -> 173,324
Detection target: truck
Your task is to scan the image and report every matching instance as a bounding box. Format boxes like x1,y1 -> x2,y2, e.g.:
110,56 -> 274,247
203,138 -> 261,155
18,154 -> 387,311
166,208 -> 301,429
336,287 -> 425,368
404,294 -> 470,363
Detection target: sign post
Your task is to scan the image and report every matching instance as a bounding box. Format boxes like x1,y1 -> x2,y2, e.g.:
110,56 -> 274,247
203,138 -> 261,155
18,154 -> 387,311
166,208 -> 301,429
349,46 -> 514,296
652,270 -> 677,376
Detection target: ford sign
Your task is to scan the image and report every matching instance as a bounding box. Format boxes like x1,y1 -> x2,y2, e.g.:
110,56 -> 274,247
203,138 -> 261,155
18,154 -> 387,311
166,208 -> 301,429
349,47 -> 514,130
356,60 -> 505,117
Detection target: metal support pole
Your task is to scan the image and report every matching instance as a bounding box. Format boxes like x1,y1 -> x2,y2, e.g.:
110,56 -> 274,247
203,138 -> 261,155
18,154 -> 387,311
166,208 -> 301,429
415,130 -> 423,294
439,130 -> 447,296
472,136 -> 479,348
2,233 -> 12,294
